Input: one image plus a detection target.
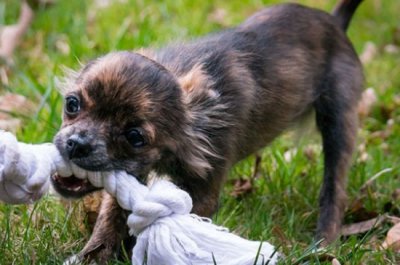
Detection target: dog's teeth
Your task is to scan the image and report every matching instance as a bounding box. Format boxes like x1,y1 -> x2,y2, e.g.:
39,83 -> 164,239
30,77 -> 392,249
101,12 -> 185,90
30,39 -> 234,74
54,157 -> 73,177
101,171 -> 112,179
71,164 -> 88,179
88,172 -> 103,188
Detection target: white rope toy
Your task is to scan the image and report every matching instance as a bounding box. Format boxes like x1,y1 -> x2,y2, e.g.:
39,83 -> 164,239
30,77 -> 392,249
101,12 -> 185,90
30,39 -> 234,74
0,131 -> 56,203
0,131 -> 279,265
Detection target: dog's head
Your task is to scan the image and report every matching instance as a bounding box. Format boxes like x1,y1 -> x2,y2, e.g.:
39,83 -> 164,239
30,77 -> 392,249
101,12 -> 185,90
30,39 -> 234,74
51,51 -> 215,198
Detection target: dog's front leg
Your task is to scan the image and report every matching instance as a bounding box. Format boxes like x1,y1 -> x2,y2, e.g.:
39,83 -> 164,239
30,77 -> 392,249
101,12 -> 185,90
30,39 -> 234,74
66,192 -> 133,265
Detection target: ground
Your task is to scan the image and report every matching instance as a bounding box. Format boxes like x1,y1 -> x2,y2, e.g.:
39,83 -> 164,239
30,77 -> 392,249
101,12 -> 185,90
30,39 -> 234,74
0,0 -> 400,264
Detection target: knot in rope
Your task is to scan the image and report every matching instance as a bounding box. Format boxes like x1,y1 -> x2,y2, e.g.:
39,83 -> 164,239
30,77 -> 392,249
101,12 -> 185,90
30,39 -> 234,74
128,179 -> 193,236
95,171 -> 193,236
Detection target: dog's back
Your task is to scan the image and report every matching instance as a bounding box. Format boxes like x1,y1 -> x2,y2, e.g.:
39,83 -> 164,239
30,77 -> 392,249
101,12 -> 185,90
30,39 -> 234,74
151,3 -> 363,162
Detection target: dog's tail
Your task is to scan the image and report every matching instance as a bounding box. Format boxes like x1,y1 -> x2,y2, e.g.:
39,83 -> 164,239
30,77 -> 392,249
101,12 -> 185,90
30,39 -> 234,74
332,0 -> 363,31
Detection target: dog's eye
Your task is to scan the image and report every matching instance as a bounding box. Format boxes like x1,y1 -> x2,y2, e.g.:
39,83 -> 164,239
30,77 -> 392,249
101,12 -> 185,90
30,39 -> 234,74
126,129 -> 146,147
65,96 -> 80,115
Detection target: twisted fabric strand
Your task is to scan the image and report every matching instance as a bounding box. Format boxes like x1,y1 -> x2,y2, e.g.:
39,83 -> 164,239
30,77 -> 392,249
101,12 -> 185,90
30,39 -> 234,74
0,131 -> 56,203
0,131 -> 279,265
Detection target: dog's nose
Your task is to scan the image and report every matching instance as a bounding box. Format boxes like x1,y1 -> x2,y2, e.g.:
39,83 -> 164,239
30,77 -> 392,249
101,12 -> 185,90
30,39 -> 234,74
66,135 -> 92,159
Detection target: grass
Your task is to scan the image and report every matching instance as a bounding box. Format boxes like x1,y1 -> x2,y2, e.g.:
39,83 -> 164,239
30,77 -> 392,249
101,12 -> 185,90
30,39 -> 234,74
1,0 -> 400,264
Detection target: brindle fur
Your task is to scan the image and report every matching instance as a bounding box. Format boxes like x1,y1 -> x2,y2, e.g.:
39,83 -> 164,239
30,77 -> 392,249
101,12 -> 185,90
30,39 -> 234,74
53,1 -> 363,263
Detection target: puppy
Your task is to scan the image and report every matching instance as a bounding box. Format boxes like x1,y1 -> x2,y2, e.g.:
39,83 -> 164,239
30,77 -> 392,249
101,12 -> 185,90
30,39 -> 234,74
52,0 -> 364,263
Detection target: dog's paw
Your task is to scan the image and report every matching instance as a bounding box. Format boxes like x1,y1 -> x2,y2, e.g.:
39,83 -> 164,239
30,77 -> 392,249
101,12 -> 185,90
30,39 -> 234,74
63,254 -> 98,265
62,255 -> 80,265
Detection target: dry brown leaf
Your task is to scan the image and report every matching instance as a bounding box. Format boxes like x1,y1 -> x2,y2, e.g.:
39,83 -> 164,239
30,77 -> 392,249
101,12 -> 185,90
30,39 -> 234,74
394,95 -> 400,106
341,215 -> 386,236
0,118 -> 21,132
0,93 -> 35,117
94,0 -> 127,9
357,142 -> 369,163
384,44 -> 399,54
382,222 -> 400,251
0,2 -> 34,63
230,178 -> 253,197
387,216 -> 400,225
0,93 -> 35,132
344,169 -> 395,225
55,35 -> 70,55
230,153 -> 261,197
358,88 -> 377,118
208,8 -> 228,26
303,145 -> 317,161
347,196 -> 365,214
0,67 -> 9,85
369,130 -> 390,141
360,41 -> 377,64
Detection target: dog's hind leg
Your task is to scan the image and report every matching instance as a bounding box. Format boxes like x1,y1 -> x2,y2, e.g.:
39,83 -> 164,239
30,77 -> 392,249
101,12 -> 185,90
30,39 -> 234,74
314,56 -> 362,244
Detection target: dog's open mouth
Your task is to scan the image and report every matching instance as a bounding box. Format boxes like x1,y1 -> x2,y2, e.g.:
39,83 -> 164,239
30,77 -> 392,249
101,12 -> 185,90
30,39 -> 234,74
51,173 -> 100,198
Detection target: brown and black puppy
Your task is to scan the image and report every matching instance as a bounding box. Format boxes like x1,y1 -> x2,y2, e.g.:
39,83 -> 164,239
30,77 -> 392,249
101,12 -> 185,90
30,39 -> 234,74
52,0 -> 364,263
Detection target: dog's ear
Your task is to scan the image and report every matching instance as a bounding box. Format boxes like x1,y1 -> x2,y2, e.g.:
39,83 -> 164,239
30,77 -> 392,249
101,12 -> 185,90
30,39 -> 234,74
178,64 -> 210,94
175,127 -> 217,178
173,65 -> 222,178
